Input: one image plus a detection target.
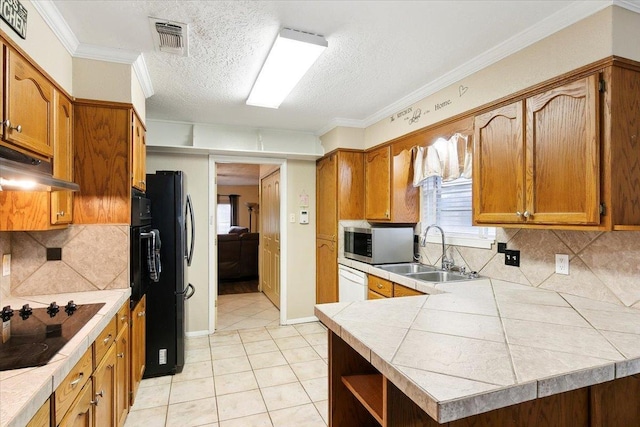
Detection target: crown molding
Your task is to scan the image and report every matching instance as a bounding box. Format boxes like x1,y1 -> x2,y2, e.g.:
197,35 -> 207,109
31,0 -> 79,53
614,0 -> 640,13
359,0 -> 614,128
315,118 -> 365,137
32,0 -> 154,98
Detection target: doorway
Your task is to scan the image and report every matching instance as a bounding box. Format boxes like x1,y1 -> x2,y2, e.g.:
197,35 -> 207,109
212,160 -> 282,331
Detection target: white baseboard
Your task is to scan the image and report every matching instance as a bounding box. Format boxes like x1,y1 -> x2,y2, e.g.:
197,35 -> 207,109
283,315 -> 319,325
185,330 -> 210,338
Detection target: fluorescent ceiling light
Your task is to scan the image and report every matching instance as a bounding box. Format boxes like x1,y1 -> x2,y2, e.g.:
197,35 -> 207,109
247,28 -> 328,109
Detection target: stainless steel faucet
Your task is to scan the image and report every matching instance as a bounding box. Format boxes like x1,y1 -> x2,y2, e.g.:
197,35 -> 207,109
420,224 -> 453,270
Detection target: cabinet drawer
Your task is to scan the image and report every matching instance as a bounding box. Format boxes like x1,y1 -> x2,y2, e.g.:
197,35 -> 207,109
94,316 -> 117,368
368,290 -> 387,300
116,301 -> 129,333
367,275 -> 393,298
54,346 -> 93,423
393,284 -> 424,297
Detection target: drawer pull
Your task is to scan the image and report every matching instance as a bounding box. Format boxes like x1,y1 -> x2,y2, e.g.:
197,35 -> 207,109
138,311 -> 145,317
69,372 -> 84,386
57,211 -> 65,217
103,334 -> 113,344
377,283 -> 383,289
96,390 -> 104,398
120,315 -> 128,321
117,352 -> 125,358
4,120 -> 22,133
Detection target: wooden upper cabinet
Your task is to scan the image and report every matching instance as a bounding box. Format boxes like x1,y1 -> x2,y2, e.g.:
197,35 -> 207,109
365,145 -> 391,221
316,154 -> 337,239
525,74 -> 600,225
51,91 -> 74,225
365,143 -> 418,223
473,73 -> 601,227
4,46 -> 54,158
131,113 -> 146,191
473,101 -> 525,224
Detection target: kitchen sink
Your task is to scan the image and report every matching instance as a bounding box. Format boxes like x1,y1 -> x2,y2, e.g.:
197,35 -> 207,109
376,263 -> 436,274
405,271 -> 472,282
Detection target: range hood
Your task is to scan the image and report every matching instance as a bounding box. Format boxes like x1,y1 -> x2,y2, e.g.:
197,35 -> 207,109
0,146 -> 80,192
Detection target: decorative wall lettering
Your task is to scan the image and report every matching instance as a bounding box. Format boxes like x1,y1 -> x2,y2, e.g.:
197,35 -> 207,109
390,107 -> 413,122
459,85 -> 468,97
0,0 -> 27,39
389,84 -> 470,127
434,100 -> 451,110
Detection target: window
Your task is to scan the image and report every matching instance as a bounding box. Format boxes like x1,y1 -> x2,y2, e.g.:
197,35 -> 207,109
421,176 -> 495,249
217,202 -> 231,234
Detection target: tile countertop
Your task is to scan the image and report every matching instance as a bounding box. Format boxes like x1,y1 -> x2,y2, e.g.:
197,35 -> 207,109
315,270 -> 640,424
0,289 -> 131,427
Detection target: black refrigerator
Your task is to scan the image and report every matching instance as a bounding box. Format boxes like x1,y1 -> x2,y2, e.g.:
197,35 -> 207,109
144,171 -> 195,377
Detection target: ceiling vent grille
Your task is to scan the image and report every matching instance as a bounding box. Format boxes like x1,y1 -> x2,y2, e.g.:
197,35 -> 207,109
149,17 -> 189,56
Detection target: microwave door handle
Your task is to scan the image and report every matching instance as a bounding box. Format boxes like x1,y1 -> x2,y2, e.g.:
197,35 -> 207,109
186,194 -> 195,266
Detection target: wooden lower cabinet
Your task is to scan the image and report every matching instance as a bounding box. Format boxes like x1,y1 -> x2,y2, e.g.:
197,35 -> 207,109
26,398 -> 51,427
367,274 -> 393,298
130,296 -> 146,406
58,379 -> 94,427
93,345 -> 117,427
367,290 -> 386,300
115,322 -> 130,427
316,238 -> 338,304
393,283 -> 424,297
330,330 -> 640,426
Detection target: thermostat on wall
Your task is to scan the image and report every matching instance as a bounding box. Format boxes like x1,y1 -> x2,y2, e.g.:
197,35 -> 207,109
299,209 -> 309,224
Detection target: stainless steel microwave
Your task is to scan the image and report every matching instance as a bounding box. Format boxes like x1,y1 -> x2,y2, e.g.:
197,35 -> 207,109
344,227 -> 414,264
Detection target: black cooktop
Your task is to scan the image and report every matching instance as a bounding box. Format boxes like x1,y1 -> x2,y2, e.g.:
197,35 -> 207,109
0,302 -> 105,371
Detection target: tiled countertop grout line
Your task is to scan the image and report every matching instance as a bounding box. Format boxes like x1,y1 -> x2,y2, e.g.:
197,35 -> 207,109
491,280 -> 522,388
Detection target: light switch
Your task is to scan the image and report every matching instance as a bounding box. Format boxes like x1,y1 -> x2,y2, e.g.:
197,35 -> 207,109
289,213 -> 296,223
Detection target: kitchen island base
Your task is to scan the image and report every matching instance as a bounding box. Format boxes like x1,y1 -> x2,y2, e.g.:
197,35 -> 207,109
329,331 -> 640,426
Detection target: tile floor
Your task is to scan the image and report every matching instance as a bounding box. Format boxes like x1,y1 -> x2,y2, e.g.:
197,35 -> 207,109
124,292 -> 329,427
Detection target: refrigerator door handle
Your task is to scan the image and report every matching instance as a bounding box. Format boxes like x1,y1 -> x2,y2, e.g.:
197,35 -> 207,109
176,283 -> 195,300
186,194 -> 195,266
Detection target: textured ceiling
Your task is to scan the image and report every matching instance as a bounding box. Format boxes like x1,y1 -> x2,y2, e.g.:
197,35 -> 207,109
52,0 -> 579,133
216,163 -> 260,186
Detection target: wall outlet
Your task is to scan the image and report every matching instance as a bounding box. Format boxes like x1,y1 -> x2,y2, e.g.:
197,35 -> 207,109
497,242 -> 507,253
2,254 -> 10,276
504,249 -> 520,267
556,254 -> 569,275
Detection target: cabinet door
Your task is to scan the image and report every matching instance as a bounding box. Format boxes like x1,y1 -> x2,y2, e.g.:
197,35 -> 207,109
316,238 -> 337,304
58,379 -> 94,427
316,154 -> 337,239
51,90 -> 74,224
93,345 -> 116,427
393,283 -> 424,297
131,113 -> 146,191
391,144 -> 419,223
26,398 -> 50,427
130,296 -> 146,406
115,324 -> 130,427
365,146 -> 391,221
4,47 -> 54,157
473,101 -> 526,224
337,151 -> 365,220
525,74 -> 600,225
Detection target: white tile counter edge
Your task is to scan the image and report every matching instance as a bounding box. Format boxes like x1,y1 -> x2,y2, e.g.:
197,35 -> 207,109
0,288 -> 131,427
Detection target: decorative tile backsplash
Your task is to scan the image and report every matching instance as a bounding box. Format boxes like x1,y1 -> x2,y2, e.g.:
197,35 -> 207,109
419,228 -> 640,309
0,225 -> 129,297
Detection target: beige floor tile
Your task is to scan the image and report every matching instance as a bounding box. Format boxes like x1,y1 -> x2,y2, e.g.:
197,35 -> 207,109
252,308 -> 280,321
130,383 -> 170,410
244,339 -> 280,355
254,365 -> 299,388
211,343 -> 246,360
166,397 -> 218,426
290,360 -> 328,381
216,389 -> 267,421
234,304 -> 270,316
213,355 -> 252,375
232,317 -> 276,330
210,331 -> 242,345
261,382 -> 311,411
219,413 -> 273,427
314,400 -> 329,424
301,377 -> 329,402
303,332 -> 328,346
173,360 -> 213,383
239,328 -> 274,343
281,347 -> 321,364
269,403 -> 326,427
216,313 -> 247,328
139,375 -> 171,388
215,370 -> 258,395
186,336 -> 211,350
312,344 -> 328,359
169,376 -> 216,404
248,351 -> 288,370
123,405 -> 167,427
274,336 -> 310,350
267,325 -> 301,339
294,322 -> 327,335
186,347 -> 212,363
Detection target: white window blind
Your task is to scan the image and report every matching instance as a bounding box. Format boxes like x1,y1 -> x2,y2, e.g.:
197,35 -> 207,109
217,203 -> 231,234
422,176 -> 495,248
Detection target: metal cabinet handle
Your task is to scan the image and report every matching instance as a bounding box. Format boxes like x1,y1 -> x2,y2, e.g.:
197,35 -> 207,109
377,283 -> 383,289
523,210 -> 531,218
516,211 -> 522,217
57,211 -> 65,217
120,315 -> 128,321
117,352 -> 125,358
138,311 -> 145,317
96,390 -> 104,398
103,334 -> 112,344
4,120 -> 22,133
69,372 -> 84,386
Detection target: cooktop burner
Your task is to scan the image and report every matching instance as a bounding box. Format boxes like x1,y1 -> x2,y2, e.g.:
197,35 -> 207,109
0,302 -> 105,371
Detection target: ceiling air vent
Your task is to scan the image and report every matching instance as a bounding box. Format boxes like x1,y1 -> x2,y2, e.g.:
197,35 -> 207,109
149,17 -> 189,56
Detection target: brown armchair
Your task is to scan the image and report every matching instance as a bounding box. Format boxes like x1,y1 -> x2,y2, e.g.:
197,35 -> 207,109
217,231 -> 259,281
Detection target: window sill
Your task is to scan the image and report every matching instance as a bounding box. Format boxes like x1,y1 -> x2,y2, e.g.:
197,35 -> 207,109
423,235 -> 494,250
